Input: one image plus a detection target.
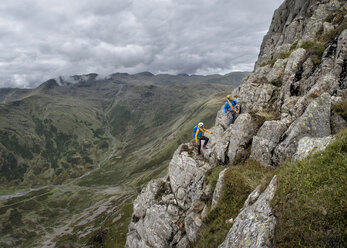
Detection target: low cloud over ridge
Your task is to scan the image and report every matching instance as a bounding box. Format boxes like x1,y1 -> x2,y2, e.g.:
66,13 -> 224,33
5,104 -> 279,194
0,0 -> 283,88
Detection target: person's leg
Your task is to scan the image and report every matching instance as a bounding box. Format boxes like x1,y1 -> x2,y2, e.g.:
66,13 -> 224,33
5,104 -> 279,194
232,111 -> 236,124
201,136 -> 209,147
227,112 -> 233,127
197,137 -> 202,154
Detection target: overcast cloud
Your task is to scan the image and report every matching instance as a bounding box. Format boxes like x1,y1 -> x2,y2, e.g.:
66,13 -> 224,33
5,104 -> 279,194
0,0 -> 283,88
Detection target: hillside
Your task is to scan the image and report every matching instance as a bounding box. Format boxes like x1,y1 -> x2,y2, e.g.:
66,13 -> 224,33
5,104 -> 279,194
0,71 -> 246,247
0,72 -> 245,188
125,0 -> 347,247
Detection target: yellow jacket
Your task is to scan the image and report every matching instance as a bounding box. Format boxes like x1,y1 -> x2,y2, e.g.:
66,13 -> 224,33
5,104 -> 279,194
195,127 -> 211,142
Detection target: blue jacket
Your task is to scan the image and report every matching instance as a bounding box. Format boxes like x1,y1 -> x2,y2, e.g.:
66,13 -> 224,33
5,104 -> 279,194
224,99 -> 237,113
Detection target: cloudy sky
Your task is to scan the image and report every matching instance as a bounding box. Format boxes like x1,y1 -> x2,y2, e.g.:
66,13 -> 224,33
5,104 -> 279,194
0,0 -> 283,88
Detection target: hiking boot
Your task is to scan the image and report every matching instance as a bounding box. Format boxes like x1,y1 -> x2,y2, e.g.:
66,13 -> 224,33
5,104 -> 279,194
203,146 -> 207,149
198,154 -> 203,157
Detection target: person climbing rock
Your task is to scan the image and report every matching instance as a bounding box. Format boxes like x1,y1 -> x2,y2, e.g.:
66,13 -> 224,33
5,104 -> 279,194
224,95 -> 240,128
193,122 -> 211,157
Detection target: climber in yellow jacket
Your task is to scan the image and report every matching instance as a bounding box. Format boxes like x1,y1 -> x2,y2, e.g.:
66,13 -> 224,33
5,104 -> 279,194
193,122 -> 211,157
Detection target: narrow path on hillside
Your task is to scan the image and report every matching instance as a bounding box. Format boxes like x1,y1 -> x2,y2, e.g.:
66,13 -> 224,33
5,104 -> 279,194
0,113 -> 117,202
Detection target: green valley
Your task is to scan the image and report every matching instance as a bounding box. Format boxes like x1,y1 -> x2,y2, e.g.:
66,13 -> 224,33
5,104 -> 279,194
0,72 -> 244,247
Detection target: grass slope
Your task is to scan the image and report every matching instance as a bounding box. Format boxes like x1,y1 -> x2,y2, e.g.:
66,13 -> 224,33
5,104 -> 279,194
273,128 -> 347,247
195,159 -> 274,247
197,129 -> 346,248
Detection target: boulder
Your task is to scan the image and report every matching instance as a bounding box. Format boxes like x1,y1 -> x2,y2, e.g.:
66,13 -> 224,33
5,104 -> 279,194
169,144 -> 212,210
267,59 -> 287,82
126,143 -> 214,247
215,106 -> 229,129
132,178 -> 170,219
126,192 -> 178,248
202,126 -> 231,165
211,168 -> 227,209
292,136 -> 335,162
273,92 -> 331,165
184,211 -> 203,243
227,113 -> 258,164
283,48 -> 307,85
219,176 -> 278,248
251,120 -> 288,167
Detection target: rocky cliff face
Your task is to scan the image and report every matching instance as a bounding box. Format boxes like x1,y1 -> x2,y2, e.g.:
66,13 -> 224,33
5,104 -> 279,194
126,0 -> 346,247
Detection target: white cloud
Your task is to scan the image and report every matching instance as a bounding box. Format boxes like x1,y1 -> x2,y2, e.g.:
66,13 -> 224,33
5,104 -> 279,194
0,0 -> 284,88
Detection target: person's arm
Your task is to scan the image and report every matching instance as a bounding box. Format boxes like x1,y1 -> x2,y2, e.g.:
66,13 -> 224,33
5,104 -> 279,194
235,104 -> 240,114
224,102 -> 228,114
233,100 -> 239,113
230,100 -> 236,112
203,128 -> 211,134
195,129 -> 200,143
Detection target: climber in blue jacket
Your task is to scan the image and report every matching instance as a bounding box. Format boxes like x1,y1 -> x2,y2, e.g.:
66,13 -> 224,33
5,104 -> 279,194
224,95 -> 240,128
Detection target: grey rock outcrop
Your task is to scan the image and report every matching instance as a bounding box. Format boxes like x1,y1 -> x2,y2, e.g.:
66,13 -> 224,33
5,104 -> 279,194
126,143 -> 214,247
219,176 -> 278,248
251,120 -> 288,167
211,168 -> 227,210
215,106 -> 230,129
227,113 -> 257,164
273,93 -> 332,165
202,125 -> 231,165
292,136 -> 335,162
127,178 -> 177,248
256,0 -> 342,67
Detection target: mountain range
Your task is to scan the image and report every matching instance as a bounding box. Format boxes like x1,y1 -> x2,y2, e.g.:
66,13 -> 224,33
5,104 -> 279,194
0,71 -> 247,247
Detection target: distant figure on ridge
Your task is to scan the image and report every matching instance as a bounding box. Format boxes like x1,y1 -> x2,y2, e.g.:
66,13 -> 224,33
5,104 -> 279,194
224,95 -> 240,128
193,122 -> 211,157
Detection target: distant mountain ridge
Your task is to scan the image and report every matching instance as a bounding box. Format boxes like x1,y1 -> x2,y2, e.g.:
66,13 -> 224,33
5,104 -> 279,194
0,71 -> 245,187
54,71 -> 249,87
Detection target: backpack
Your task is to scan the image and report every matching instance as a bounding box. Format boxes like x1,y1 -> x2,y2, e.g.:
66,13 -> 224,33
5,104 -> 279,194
192,125 -> 198,137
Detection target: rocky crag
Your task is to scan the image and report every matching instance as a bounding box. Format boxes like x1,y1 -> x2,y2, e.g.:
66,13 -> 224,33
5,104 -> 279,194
125,0 -> 346,247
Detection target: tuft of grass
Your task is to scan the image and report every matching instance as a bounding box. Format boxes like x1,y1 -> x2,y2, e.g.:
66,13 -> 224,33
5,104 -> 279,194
249,110 -> 280,128
300,40 -> 325,69
332,101 -> 347,122
265,80 -> 283,87
261,51 -> 292,67
272,128 -> 347,247
325,13 -> 335,23
319,9 -> 347,46
195,159 -> 274,248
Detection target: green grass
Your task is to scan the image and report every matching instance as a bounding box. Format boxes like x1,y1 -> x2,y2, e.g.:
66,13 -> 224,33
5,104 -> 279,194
195,159 -> 274,248
77,93 -> 226,188
261,51 -> 293,67
265,79 -> 283,87
300,40 -> 325,69
0,77 -> 233,247
249,110 -> 280,128
332,101 -> 347,122
94,196 -> 136,248
272,128 -> 347,247
0,185 -> 120,247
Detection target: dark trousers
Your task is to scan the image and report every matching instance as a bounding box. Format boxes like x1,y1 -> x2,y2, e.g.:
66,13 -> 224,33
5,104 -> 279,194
197,136 -> 209,154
